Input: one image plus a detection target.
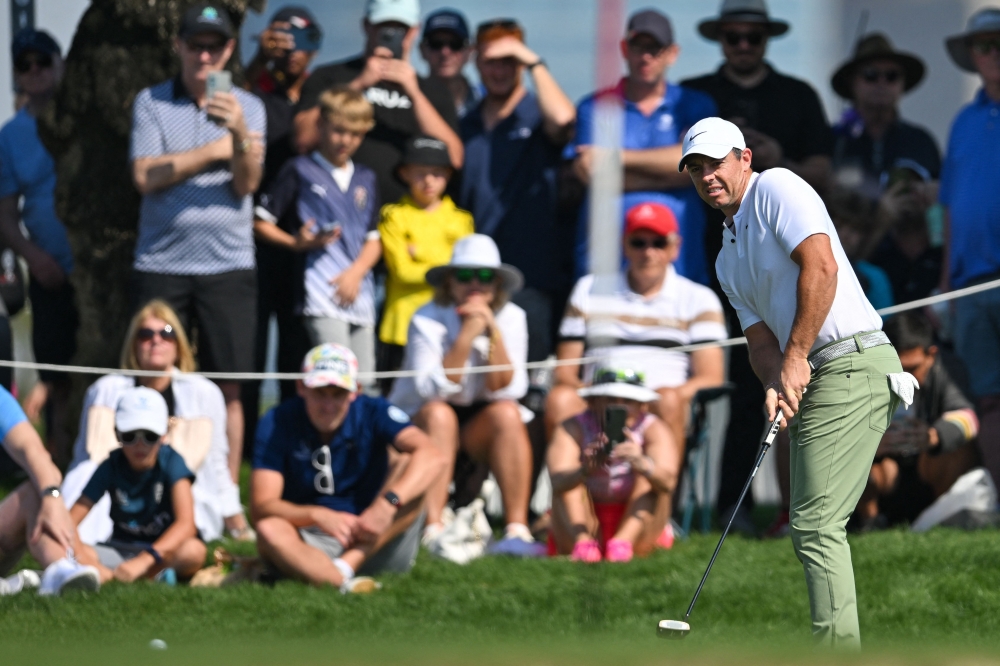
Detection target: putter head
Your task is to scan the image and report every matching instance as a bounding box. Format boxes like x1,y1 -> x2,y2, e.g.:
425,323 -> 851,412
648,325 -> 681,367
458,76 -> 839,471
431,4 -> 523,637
657,619 -> 690,639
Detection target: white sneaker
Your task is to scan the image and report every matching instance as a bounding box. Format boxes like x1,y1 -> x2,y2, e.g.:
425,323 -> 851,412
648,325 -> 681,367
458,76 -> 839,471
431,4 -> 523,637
0,569 -> 42,596
339,576 -> 381,594
39,557 -> 101,596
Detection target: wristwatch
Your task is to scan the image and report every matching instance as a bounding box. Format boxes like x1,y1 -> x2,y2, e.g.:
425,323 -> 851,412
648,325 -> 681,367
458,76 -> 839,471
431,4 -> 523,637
383,490 -> 401,508
234,136 -> 252,154
41,486 -> 61,499
145,546 -> 164,565
527,59 -> 546,71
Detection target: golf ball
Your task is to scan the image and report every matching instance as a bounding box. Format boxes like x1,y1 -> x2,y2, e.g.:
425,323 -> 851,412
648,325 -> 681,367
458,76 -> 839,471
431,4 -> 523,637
149,639 -> 167,650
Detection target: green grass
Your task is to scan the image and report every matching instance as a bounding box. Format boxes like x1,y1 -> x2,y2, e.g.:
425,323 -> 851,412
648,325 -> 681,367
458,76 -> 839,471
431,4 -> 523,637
3,525 -> 1000,664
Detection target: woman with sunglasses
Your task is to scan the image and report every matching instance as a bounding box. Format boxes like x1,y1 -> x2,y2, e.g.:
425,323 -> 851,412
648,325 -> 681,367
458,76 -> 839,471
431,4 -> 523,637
389,234 -> 540,557
547,366 -> 678,562
60,300 -> 251,544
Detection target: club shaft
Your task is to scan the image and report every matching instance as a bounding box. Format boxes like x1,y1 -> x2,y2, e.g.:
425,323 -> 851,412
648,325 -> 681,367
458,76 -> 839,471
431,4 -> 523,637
684,440 -> 771,620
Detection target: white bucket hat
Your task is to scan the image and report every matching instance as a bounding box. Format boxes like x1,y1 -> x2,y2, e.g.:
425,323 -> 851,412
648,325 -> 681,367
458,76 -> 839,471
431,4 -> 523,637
578,367 -> 660,403
425,234 -> 524,293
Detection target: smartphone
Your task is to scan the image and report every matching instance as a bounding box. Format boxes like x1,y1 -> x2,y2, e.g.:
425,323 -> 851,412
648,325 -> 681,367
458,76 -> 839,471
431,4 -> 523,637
375,25 -> 406,59
318,220 -> 342,234
603,405 -> 629,456
206,71 -> 232,124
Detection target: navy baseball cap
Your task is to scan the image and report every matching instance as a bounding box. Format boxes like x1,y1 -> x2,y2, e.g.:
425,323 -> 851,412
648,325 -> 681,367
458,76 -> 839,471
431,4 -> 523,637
270,5 -> 323,52
12,29 -> 60,60
179,2 -> 234,40
626,9 -> 674,46
423,8 -> 470,42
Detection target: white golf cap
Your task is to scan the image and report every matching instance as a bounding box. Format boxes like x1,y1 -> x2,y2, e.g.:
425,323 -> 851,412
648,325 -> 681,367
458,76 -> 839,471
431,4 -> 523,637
115,386 -> 169,436
365,0 -> 420,27
678,117 -> 746,172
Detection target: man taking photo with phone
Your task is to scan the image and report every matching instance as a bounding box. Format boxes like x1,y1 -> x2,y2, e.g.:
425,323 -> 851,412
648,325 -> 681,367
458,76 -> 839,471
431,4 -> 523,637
293,0 -> 463,203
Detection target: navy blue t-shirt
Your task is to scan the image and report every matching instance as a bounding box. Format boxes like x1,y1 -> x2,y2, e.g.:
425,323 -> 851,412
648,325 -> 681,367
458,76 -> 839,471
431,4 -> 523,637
253,395 -> 412,515
81,445 -> 194,543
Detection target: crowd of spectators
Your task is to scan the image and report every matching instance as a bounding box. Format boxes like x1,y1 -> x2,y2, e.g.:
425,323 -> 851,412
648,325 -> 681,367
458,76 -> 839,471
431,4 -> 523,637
0,0 -> 999,593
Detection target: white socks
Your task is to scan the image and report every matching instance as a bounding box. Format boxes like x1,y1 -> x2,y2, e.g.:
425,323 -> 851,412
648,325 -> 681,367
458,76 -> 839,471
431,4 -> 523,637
333,558 -> 355,583
504,523 -> 533,541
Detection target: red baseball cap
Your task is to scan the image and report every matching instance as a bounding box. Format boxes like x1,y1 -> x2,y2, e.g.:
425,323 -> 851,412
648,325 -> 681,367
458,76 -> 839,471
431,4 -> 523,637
624,203 -> 678,237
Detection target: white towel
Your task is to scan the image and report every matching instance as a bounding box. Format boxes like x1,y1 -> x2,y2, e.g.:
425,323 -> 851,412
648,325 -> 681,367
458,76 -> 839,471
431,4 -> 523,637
887,372 -> 920,408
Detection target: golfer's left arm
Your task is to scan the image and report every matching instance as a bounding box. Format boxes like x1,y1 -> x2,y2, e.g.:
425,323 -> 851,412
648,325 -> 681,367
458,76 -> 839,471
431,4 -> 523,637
781,233 -> 839,413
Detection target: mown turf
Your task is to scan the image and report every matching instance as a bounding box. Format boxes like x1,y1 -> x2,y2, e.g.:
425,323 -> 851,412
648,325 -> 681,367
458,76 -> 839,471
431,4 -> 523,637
3,525 -> 1000,664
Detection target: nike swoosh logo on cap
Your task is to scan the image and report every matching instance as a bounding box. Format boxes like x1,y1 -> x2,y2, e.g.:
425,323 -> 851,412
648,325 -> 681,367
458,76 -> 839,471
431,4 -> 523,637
689,131 -> 708,140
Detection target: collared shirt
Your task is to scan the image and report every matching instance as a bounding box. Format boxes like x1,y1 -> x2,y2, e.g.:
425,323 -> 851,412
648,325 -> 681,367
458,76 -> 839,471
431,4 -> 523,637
939,89 -> 1000,288
558,268 -> 727,389
257,153 -> 379,323
130,78 -> 266,275
716,169 -> 881,352
388,300 -> 529,415
459,91 -> 573,293
253,394 -> 412,515
0,108 -> 74,273
569,80 -> 717,285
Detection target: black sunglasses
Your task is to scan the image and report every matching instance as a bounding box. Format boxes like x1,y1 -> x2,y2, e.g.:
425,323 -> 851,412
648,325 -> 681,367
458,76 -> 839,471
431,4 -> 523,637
628,237 -> 669,250
186,39 -> 228,55
453,268 -> 496,284
861,67 -> 901,84
723,31 -> 765,47
972,38 -> 1000,55
627,38 -> 667,56
119,430 -> 161,446
426,36 -> 466,52
136,325 -> 177,343
14,52 -> 54,73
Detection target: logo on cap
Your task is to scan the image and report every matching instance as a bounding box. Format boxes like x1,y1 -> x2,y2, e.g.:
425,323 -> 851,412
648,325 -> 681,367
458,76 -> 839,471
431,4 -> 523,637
201,6 -> 222,23
414,137 -> 446,150
290,16 -> 309,28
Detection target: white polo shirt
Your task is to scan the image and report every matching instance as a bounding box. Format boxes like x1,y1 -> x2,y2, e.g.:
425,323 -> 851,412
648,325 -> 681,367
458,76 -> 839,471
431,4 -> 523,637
715,169 -> 881,353
559,268 -> 728,389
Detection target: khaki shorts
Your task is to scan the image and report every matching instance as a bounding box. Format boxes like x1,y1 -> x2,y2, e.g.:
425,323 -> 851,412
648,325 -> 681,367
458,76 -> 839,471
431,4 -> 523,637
299,511 -> 425,576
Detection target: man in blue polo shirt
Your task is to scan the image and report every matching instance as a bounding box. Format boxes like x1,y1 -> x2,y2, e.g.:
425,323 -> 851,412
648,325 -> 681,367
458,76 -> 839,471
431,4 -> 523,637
458,18 -> 577,362
129,2 -> 266,484
941,8 -> 1000,486
252,343 -> 444,592
570,9 -> 717,285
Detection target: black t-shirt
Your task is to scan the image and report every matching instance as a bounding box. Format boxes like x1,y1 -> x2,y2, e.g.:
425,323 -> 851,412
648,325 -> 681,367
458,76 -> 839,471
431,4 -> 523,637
297,56 -> 459,203
681,64 -> 833,162
254,84 -> 298,197
831,118 -> 941,195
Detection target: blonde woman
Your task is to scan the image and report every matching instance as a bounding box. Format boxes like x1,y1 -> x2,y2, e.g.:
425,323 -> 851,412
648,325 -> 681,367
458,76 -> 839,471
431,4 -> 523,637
60,300 -> 250,543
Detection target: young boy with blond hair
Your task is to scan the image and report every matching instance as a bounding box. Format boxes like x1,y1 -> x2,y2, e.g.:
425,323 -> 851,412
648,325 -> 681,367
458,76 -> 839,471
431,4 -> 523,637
255,88 -> 382,388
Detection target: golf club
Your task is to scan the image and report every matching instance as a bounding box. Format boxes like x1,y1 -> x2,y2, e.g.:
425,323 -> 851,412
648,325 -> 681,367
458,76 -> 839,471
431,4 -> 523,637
657,411 -> 784,639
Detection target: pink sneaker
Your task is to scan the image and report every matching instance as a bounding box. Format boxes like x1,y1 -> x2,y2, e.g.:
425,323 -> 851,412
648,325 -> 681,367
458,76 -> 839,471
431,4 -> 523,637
605,538 -> 633,563
570,539 -> 602,563
656,522 -> 675,550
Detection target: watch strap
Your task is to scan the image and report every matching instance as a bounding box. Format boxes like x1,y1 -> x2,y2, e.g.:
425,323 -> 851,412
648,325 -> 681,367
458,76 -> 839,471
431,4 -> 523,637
528,59 -> 546,70
383,490 -> 401,507
41,485 -> 61,498
145,546 -> 164,565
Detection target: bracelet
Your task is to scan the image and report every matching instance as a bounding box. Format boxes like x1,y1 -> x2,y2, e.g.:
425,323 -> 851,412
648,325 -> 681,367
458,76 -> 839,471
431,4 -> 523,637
527,59 -> 546,70
41,485 -> 61,499
234,137 -> 252,153
145,546 -> 164,565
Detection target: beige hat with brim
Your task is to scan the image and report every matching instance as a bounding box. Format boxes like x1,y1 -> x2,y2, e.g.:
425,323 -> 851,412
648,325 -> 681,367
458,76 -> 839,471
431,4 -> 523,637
425,234 -> 524,293
946,8 -> 1000,72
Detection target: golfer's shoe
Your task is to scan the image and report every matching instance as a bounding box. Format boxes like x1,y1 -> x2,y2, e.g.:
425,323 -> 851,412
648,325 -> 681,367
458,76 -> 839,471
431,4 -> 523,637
488,527 -> 546,558
39,557 -> 100,596
605,538 -> 633,563
340,576 -> 381,595
570,539 -> 602,563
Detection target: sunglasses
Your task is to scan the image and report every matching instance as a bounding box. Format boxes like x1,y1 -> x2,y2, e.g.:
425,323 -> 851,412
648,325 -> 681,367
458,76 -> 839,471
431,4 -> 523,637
14,52 -> 54,73
627,38 -> 667,56
861,67 -> 902,84
426,36 -> 466,52
119,430 -> 161,446
593,368 -> 646,387
723,31 -> 765,47
453,268 -> 496,284
973,38 -> 1000,55
628,236 -> 670,250
136,325 -> 177,343
185,39 -> 228,55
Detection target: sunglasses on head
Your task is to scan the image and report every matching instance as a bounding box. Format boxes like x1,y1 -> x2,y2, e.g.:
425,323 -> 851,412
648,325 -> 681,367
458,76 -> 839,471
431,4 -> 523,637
14,52 -> 54,73
119,430 -> 161,446
453,268 -> 496,284
723,31 -> 764,47
628,236 -> 669,250
973,38 -> 1000,55
861,67 -> 901,84
136,325 -> 177,343
426,36 -> 466,52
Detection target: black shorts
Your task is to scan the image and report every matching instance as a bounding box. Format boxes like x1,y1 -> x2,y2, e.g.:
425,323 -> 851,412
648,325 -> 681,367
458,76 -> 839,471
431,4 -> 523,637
131,269 -> 256,375
28,280 -> 78,382
450,401 -> 491,427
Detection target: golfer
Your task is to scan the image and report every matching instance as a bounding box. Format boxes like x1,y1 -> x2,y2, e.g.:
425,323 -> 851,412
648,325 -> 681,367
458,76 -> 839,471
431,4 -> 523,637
679,117 -> 912,647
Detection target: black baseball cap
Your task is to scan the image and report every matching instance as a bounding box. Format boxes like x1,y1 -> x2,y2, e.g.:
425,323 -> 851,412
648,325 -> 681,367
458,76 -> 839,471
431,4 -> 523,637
423,9 -> 470,43
179,3 -> 234,40
626,9 -> 674,46
399,136 -> 453,169
12,29 -> 60,60
270,5 -> 323,52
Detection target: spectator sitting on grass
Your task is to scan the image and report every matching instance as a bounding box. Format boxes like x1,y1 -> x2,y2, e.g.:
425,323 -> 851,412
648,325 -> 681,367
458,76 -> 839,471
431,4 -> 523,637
60,300 -> 248,543
855,312 -> 980,529
0,385 -> 100,596
71,387 -> 205,584
252,343 -> 444,592
255,88 -> 382,391
377,135 -> 473,389
389,234 -> 540,557
547,366 -> 679,562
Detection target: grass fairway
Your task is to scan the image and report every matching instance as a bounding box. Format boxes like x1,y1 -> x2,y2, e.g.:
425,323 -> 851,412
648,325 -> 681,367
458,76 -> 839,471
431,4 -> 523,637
3,526 -> 1000,664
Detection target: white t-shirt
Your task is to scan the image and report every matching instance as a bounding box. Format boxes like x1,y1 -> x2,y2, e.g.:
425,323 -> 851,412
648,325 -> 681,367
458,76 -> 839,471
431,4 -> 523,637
715,169 -> 881,353
389,300 -> 529,415
559,268 -> 728,389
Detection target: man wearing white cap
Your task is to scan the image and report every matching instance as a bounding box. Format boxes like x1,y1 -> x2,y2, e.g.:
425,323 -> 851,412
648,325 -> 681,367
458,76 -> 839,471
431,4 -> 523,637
680,117 -> 910,647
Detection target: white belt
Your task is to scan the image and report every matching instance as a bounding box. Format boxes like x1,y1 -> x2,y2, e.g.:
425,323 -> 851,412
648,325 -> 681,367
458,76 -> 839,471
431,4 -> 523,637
807,331 -> 891,371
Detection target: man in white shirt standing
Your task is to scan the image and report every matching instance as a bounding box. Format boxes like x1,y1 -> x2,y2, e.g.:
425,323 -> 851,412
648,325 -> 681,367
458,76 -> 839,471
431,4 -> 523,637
680,117 -> 904,647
